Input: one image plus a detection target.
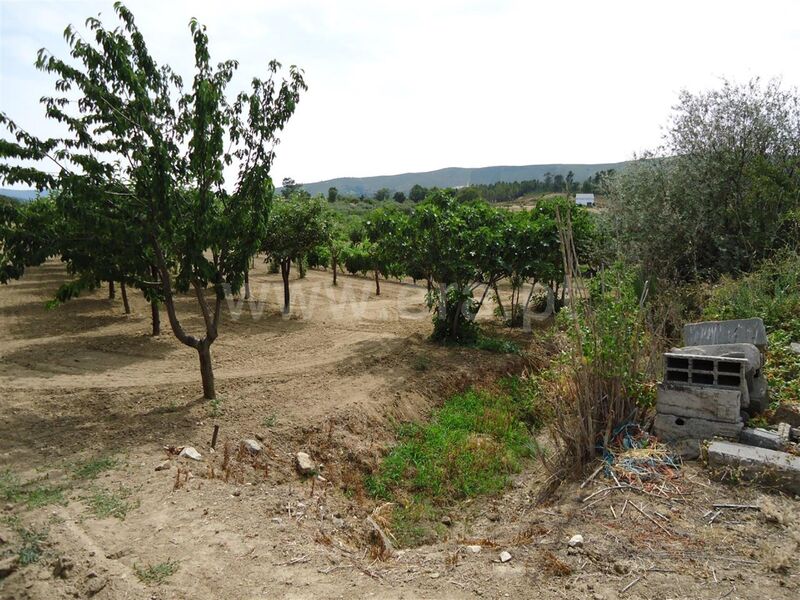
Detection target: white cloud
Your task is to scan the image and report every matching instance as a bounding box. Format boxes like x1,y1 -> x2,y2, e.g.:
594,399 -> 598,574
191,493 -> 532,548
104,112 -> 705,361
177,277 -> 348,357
1,0 -> 799,187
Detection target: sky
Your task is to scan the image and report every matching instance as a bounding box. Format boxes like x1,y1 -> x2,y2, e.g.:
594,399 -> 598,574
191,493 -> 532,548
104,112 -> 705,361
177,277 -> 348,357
1,0 -> 800,187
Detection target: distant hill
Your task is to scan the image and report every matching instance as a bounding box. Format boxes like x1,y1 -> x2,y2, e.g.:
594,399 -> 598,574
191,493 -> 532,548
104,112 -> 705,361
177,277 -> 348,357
297,163 -> 627,197
0,189 -> 45,202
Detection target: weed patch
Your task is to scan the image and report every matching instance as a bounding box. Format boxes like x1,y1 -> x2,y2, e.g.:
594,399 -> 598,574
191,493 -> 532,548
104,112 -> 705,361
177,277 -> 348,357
0,471 -> 66,509
3,516 -> 47,566
134,560 -> 179,584
366,381 -> 539,547
474,336 -> 520,355
73,456 -> 117,480
86,487 -> 136,520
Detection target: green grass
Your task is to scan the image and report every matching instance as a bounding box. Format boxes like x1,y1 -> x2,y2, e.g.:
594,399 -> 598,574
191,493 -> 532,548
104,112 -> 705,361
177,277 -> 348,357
365,379 -> 541,547
474,335 -> 521,355
0,471 -> 66,509
86,487 -> 136,520
134,560 -> 179,584
73,456 -> 117,480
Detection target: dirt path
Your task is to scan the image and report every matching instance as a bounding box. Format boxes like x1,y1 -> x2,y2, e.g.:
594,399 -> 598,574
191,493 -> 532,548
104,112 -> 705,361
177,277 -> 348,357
1,261 -> 798,600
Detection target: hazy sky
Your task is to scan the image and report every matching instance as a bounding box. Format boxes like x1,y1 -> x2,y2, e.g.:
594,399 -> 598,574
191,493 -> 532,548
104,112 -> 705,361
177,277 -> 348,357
2,0 -> 800,186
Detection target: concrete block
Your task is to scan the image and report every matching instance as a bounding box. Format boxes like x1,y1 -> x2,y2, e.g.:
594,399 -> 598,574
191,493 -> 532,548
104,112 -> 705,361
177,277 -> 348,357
738,427 -> 787,451
654,413 -> 743,442
706,440 -> 800,495
656,384 -> 742,423
683,318 -> 768,351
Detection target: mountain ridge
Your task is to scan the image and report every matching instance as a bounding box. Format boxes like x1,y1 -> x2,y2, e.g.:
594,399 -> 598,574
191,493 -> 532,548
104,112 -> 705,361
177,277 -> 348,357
296,162 -> 627,196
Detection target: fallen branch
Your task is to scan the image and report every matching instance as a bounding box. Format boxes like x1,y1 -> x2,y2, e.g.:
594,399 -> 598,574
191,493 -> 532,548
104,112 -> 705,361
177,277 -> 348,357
631,502 -> 674,537
620,576 -> 641,594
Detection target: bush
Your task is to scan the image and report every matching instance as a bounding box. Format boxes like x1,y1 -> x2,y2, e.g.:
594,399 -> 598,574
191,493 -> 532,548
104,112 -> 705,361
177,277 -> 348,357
704,251 -> 800,408
704,251 -> 800,339
544,256 -> 659,485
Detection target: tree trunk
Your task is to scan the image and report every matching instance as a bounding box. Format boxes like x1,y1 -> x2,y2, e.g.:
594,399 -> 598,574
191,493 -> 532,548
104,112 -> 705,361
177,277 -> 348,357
244,270 -> 251,300
198,343 -> 215,400
281,259 -> 291,315
493,282 -> 506,319
150,298 -> 161,336
374,269 -> 381,296
108,281 -> 116,300
332,254 -> 338,286
120,281 -> 131,314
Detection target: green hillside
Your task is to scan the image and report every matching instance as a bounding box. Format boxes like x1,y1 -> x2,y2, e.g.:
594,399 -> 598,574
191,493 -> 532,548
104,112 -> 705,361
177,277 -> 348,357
297,162 -> 627,197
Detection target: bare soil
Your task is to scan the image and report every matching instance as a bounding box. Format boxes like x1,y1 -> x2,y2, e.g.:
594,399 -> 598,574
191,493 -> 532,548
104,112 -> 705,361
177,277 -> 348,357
0,260 -> 798,600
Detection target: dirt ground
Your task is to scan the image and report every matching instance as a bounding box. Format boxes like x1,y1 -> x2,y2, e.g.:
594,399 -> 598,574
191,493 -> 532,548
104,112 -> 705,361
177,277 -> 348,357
1,260 -> 798,599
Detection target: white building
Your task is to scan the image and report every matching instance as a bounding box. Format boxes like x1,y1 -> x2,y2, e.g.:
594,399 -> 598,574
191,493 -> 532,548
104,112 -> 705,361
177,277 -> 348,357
575,193 -> 595,207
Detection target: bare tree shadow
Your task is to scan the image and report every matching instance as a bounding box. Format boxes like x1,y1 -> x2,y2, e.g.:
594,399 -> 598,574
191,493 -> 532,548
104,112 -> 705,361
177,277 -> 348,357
0,386 -> 208,470
0,332 -> 176,378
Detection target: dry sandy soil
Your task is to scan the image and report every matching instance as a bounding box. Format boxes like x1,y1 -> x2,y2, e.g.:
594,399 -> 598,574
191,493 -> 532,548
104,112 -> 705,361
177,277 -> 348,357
0,260 -> 798,599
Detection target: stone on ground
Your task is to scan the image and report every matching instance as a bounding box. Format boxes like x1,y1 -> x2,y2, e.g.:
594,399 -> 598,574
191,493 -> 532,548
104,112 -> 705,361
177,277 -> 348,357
179,447 -> 202,461
295,452 -> 316,475
242,439 -> 263,454
568,534 -> 584,547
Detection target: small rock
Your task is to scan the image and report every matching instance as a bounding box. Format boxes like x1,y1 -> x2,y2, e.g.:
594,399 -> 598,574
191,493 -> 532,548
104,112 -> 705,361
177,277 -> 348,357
568,534 -> 584,547
179,447 -> 202,461
332,517 -> 345,529
255,433 -> 265,442
105,548 -> 130,560
242,439 -> 262,454
3,503 -> 13,512
790,342 -> 800,355
295,452 -> 316,475
430,572 -> 440,579
86,576 -> 107,596
499,551 -> 512,563
154,460 -> 171,472
613,561 -> 631,574
441,516 -> 452,526
487,512 -> 501,522
593,594 -> 605,600
466,545 -> 482,554
52,556 -> 74,579
0,555 -> 18,579
771,403 -> 800,428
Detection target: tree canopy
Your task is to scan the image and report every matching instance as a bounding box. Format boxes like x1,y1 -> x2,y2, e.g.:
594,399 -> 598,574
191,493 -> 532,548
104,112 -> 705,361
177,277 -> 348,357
0,2 -> 306,398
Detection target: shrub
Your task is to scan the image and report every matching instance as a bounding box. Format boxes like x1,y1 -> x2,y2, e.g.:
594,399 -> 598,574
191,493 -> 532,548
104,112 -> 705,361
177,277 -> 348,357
704,251 -> 800,339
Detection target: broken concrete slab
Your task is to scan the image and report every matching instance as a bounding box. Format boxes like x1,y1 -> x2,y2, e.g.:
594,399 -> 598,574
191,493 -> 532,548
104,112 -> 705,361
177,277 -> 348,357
654,413 -> 743,443
739,427 -> 787,451
657,384 -> 742,423
706,440 -> 800,495
683,318 -> 768,351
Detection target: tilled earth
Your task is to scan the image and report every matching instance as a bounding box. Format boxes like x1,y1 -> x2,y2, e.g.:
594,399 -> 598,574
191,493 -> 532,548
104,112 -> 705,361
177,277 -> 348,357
0,261 -> 798,599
